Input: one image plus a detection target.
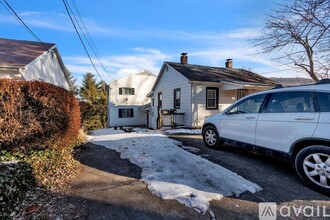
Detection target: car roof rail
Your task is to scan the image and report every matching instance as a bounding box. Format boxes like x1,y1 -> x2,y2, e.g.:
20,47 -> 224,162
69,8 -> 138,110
316,79 -> 330,84
273,84 -> 283,89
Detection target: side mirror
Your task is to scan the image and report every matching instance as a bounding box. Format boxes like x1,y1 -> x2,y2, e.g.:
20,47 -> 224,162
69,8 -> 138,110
223,109 -> 229,115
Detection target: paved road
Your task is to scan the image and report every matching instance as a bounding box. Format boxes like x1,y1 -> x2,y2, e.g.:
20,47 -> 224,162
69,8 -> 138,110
169,134 -> 330,220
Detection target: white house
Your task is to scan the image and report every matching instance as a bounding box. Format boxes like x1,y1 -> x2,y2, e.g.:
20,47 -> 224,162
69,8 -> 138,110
108,70 -> 157,127
148,53 -> 278,129
0,38 -> 70,90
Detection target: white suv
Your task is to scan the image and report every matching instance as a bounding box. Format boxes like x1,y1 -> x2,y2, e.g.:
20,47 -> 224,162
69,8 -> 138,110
202,81 -> 330,194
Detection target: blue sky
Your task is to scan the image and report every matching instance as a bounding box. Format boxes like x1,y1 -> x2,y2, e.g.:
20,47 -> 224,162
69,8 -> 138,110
0,0 -> 304,85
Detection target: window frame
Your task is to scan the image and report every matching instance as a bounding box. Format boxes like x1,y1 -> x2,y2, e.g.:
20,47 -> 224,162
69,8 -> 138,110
316,92 -> 330,112
118,108 -> 134,118
119,87 -> 135,95
206,87 -> 219,110
264,91 -> 316,113
227,94 -> 266,114
174,88 -> 181,109
158,92 -> 162,108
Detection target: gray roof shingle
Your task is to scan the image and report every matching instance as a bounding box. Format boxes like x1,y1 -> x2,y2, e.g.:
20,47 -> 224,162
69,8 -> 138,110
166,62 -> 277,86
0,38 -> 55,68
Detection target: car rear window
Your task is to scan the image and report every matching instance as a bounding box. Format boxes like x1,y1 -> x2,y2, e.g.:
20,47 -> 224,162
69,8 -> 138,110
316,92 -> 330,112
266,92 -> 315,113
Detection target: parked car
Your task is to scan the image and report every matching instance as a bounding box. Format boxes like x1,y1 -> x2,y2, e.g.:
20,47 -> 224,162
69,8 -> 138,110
202,80 -> 330,195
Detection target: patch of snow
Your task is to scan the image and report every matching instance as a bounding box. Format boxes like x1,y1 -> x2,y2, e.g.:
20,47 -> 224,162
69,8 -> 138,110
1,161 -> 20,165
89,129 -> 261,214
131,127 -> 150,133
164,129 -> 202,135
181,146 -> 201,153
90,128 -> 124,136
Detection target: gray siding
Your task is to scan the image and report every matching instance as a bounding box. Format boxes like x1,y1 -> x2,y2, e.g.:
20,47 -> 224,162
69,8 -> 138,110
109,105 -> 145,127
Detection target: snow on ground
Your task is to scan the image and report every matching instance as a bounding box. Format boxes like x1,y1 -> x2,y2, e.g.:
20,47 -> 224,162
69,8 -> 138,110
88,128 -> 261,214
163,128 -> 202,135
181,146 -> 201,153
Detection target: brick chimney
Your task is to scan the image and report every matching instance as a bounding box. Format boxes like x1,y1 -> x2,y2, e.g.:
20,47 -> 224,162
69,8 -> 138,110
180,53 -> 188,64
225,59 -> 233,68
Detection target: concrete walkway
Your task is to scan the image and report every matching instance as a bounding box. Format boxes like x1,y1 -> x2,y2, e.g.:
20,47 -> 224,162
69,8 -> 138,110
67,143 -> 209,220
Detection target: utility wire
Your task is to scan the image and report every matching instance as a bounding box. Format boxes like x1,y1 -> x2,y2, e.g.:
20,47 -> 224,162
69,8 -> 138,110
1,0 -> 50,51
66,0 -> 114,80
62,0 -> 105,82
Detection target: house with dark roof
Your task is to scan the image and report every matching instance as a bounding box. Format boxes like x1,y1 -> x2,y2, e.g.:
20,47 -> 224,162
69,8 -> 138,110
0,38 -> 70,90
148,53 -> 278,129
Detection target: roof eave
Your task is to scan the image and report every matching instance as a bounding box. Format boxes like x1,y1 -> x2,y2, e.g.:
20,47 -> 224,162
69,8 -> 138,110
53,47 -> 72,87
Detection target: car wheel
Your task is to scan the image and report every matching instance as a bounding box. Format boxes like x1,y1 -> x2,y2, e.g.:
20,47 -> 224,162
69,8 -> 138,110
203,126 -> 221,149
295,145 -> 330,195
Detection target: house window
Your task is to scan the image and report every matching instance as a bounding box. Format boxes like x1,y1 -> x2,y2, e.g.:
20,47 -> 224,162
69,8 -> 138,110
118,108 -> 134,118
50,50 -> 54,59
158,92 -> 162,108
237,89 -> 249,100
119,87 -> 135,95
174,88 -> 181,109
206,87 -> 219,109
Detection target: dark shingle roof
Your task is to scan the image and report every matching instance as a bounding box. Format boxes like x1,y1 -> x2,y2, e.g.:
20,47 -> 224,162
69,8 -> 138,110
0,38 -> 55,68
166,62 -> 277,86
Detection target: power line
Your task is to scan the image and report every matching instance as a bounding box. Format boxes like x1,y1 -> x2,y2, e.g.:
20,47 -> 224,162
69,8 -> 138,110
0,0 -> 50,51
62,0 -> 105,82
67,0 -> 114,80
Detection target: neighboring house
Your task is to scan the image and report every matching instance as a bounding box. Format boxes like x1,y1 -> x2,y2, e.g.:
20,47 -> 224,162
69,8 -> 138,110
0,38 -> 70,90
148,53 -> 278,129
108,70 -> 157,127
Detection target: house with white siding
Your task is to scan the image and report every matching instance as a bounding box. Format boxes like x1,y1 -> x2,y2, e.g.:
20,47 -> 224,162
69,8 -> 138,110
108,70 -> 157,127
0,38 -> 71,90
148,53 -> 278,129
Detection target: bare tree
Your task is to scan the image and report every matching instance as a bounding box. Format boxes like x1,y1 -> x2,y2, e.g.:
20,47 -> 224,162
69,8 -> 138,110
254,0 -> 330,82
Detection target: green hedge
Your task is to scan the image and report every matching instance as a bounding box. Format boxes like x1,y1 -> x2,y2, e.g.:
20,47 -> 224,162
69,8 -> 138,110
0,161 -> 36,220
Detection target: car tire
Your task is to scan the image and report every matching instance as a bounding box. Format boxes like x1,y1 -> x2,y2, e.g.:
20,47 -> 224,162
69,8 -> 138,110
203,126 -> 221,149
295,145 -> 330,195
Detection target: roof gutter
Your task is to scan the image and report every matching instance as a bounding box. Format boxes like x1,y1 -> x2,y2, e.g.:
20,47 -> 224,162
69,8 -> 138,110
189,80 -> 275,87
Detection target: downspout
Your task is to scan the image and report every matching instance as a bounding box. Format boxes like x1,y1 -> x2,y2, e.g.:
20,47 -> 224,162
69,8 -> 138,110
107,85 -> 111,128
190,82 -> 193,128
18,68 -> 25,80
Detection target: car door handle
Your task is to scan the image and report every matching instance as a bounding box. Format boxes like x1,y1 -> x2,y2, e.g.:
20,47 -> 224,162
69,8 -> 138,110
294,117 -> 315,121
245,116 -> 255,119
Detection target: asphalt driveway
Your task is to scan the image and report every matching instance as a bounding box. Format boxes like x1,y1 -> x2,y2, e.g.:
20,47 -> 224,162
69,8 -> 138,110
67,129 -> 329,220
168,134 -> 330,219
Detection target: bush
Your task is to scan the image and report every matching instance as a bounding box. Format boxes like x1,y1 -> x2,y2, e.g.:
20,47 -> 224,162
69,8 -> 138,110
0,161 -> 36,219
0,79 -> 83,188
0,79 -> 81,152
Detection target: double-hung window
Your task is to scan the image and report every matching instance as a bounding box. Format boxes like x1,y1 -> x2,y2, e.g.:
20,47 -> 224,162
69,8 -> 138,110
158,92 -> 162,108
174,88 -> 181,109
206,87 -> 219,109
119,87 -> 135,95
